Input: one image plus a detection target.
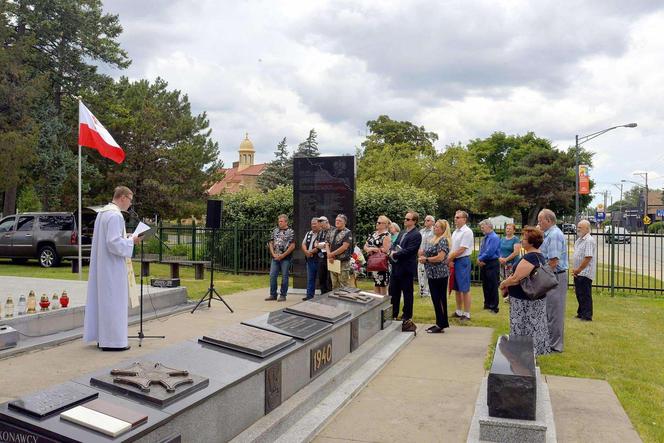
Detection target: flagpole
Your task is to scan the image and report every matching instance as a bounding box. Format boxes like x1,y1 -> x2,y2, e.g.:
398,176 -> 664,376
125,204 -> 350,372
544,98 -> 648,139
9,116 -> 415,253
77,99 -> 83,281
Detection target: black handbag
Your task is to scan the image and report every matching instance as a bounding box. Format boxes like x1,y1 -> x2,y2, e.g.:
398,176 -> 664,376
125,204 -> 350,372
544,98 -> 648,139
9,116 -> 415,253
519,255 -> 558,300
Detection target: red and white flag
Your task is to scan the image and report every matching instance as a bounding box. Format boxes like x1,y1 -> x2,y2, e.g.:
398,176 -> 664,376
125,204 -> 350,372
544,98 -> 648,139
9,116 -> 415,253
78,101 -> 125,164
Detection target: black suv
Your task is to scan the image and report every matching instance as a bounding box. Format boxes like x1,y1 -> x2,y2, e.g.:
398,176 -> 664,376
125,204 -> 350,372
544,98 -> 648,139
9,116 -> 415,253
0,212 -> 92,267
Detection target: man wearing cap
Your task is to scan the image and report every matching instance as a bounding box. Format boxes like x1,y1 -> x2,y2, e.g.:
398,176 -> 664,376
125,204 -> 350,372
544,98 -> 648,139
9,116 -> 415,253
317,216 -> 333,294
301,217 -> 321,300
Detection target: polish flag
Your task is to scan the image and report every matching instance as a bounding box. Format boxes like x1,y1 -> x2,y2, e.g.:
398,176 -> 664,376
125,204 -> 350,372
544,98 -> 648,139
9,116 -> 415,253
78,101 -> 125,164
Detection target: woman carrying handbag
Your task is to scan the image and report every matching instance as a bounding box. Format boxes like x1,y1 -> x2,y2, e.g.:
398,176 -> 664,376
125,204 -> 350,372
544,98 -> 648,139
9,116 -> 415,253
499,226 -> 553,356
364,215 -> 392,295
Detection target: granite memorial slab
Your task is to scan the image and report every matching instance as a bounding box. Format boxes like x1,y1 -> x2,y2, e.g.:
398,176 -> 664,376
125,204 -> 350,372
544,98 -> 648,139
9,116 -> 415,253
284,300 -> 351,323
292,155 -> 356,290
242,310 -> 332,341
199,324 -> 295,358
328,291 -> 373,304
8,382 -> 99,419
487,335 -> 537,420
1,388 -> 170,443
264,362 -> 282,414
381,305 -> 393,329
310,338 -> 333,379
90,361 -> 209,407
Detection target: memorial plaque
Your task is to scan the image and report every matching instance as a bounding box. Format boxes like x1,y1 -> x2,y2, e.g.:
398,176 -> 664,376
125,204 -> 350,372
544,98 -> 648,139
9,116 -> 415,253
150,277 -> 180,288
328,291 -> 373,304
487,335 -> 537,420
264,362 -> 282,414
8,383 -> 98,419
242,310 -> 332,341
381,305 -> 393,329
284,300 -> 351,323
350,318 -> 359,352
90,361 -> 209,407
310,339 -> 333,379
0,420 -> 58,443
292,156 -> 356,290
199,324 -> 295,358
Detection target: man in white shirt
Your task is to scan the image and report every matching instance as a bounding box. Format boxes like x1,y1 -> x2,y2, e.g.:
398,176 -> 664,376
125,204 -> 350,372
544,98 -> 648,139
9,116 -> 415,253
572,219 -> 596,321
447,210 -> 474,321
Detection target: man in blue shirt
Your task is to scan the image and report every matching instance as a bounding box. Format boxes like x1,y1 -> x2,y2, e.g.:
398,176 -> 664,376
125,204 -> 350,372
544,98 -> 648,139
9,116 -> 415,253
478,219 -> 501,313
538,209 -> 568,353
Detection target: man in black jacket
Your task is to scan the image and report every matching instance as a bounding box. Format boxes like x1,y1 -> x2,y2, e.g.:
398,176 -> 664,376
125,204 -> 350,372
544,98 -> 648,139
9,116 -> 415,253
389,211 -> 422,322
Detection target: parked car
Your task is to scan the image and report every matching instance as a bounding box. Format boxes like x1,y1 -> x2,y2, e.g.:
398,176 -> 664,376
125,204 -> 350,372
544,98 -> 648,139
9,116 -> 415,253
0,212 -> 93,267
604,226 -> 631,244
561,223 -> 577,234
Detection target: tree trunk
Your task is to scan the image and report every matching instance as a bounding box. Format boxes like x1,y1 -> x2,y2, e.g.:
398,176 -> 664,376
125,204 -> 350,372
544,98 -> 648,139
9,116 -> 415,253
3,186 -> 17,216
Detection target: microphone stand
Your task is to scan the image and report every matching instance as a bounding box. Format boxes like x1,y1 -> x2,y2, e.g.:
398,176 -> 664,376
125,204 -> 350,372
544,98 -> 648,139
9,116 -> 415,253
127,208 -> 165,347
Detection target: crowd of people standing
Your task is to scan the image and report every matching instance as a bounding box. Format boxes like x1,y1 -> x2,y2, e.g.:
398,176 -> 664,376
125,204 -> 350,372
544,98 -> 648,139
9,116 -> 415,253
266,207 -> 596,352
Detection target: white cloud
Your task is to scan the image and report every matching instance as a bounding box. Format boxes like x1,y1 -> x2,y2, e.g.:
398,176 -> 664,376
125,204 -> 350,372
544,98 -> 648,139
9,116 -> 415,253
102,0 -> 664,206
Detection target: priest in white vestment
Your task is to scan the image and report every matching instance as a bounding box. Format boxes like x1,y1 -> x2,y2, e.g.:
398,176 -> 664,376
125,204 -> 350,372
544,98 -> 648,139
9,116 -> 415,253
83,186 -> 140,351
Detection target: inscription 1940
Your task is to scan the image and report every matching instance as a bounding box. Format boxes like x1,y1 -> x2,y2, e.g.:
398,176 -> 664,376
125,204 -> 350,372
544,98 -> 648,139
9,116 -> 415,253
310,339 -> 333,379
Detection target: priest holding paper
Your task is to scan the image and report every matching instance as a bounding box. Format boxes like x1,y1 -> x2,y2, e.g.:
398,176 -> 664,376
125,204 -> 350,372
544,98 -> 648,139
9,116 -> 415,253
84,186 -> 141,351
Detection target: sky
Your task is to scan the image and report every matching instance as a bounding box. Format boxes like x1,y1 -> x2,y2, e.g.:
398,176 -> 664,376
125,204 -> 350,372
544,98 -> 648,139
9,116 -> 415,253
101,0 -> 664,207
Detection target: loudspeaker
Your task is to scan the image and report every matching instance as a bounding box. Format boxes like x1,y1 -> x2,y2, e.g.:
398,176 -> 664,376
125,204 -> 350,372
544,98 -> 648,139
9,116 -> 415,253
206,200 -> 223,229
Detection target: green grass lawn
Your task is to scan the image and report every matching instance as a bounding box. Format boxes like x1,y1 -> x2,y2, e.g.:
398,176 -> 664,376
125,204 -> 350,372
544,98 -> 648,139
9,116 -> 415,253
1,261 -> 662,441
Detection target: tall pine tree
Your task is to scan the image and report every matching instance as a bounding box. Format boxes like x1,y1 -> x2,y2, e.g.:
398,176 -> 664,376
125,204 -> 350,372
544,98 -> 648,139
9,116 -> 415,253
295,129 -> 319,157
258,137 -> 293,191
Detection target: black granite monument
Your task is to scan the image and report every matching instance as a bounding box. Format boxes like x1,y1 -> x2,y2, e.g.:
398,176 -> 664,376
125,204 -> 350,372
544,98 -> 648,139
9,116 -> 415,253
292,155 -> 356,291
487,335 -> 537,420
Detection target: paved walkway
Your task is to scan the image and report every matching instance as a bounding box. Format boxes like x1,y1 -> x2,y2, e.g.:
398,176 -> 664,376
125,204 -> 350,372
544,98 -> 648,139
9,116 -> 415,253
0,282 -> 641,442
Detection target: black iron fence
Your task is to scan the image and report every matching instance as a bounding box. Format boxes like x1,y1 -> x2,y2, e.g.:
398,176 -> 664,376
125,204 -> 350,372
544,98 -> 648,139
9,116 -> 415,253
141,224 -> 663,295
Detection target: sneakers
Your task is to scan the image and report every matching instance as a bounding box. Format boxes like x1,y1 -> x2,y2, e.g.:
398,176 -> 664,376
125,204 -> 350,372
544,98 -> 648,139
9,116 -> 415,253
265,296 -> 277,301
277,296 -> 287,302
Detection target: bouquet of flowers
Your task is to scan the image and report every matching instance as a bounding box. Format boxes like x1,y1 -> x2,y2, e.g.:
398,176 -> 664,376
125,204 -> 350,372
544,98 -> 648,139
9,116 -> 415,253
350,246 -> 366,277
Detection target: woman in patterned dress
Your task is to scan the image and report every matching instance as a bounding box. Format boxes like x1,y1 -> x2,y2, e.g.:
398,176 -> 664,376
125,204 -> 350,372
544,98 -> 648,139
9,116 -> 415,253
419,219 -> 452,333
364,215 -> 392,295
499,226 -> 550,356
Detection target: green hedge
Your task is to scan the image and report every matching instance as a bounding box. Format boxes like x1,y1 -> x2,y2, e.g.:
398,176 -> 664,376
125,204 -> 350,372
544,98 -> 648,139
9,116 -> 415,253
648,221 -> 664,234
211,182 -> 438,234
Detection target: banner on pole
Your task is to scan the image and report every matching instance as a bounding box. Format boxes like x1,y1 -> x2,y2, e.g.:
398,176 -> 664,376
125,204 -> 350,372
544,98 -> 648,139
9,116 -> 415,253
579,164 -> 590,195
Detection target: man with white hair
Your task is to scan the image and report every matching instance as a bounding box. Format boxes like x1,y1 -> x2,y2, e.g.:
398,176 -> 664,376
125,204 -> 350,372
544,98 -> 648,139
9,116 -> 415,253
572,219 -> 596,321
478,219 -> 501,313
537,208 -> 568,352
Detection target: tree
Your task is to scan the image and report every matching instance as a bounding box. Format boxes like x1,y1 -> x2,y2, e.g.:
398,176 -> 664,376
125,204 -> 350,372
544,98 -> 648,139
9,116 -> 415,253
78,77 -> 223,218
295,129 -> 319,157
0,5 -> 42,215
468,132 -> 594,225
258,137 -> 292,191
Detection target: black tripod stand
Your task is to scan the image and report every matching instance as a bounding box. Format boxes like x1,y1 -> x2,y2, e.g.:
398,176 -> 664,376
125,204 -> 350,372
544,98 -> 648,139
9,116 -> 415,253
129,235 -> 166,347
191,228 -> 233,314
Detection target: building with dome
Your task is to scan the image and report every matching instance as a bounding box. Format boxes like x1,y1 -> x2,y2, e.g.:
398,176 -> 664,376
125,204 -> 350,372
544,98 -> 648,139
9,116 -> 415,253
207,134 -> 267,195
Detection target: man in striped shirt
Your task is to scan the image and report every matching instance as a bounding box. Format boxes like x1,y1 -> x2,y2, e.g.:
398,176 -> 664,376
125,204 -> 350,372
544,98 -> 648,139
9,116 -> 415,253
572,220 -> 596,321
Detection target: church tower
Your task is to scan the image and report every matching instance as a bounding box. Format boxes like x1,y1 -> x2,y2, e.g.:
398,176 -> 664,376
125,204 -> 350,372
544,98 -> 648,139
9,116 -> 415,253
237,133 -> 255,172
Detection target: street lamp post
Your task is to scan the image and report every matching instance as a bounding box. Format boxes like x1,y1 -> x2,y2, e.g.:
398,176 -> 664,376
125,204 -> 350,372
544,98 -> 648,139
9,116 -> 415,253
634,171 -> 649,222
574,123 -> 637,223
612,182 -> 623,225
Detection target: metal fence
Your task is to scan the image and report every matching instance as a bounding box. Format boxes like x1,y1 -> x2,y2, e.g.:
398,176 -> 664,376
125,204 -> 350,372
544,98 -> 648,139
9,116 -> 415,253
143,224 -> 663,295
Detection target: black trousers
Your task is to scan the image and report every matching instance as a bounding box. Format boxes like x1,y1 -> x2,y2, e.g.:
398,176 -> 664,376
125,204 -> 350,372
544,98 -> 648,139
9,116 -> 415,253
574,275 -> 593,320
480,259 -> 500,312
318,257 -> 332,295
390,271 -> 415,320
429,276 -> 449,328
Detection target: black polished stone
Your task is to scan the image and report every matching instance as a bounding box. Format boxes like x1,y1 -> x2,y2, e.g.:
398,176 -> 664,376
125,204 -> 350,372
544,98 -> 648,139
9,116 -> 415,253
241,310 -> 332,341
284,300 -> 351,323
90,361 -> 209,408
381,305 -> 393,329
8,382 -> 98,419
199,324 -> 295,358
487,335 -> 537,420
292,155 -> 356,290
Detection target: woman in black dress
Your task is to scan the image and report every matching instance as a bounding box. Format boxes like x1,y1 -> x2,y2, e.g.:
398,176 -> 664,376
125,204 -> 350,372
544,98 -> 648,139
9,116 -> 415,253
364,215 -> 392,295
419,219 -> 451,333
